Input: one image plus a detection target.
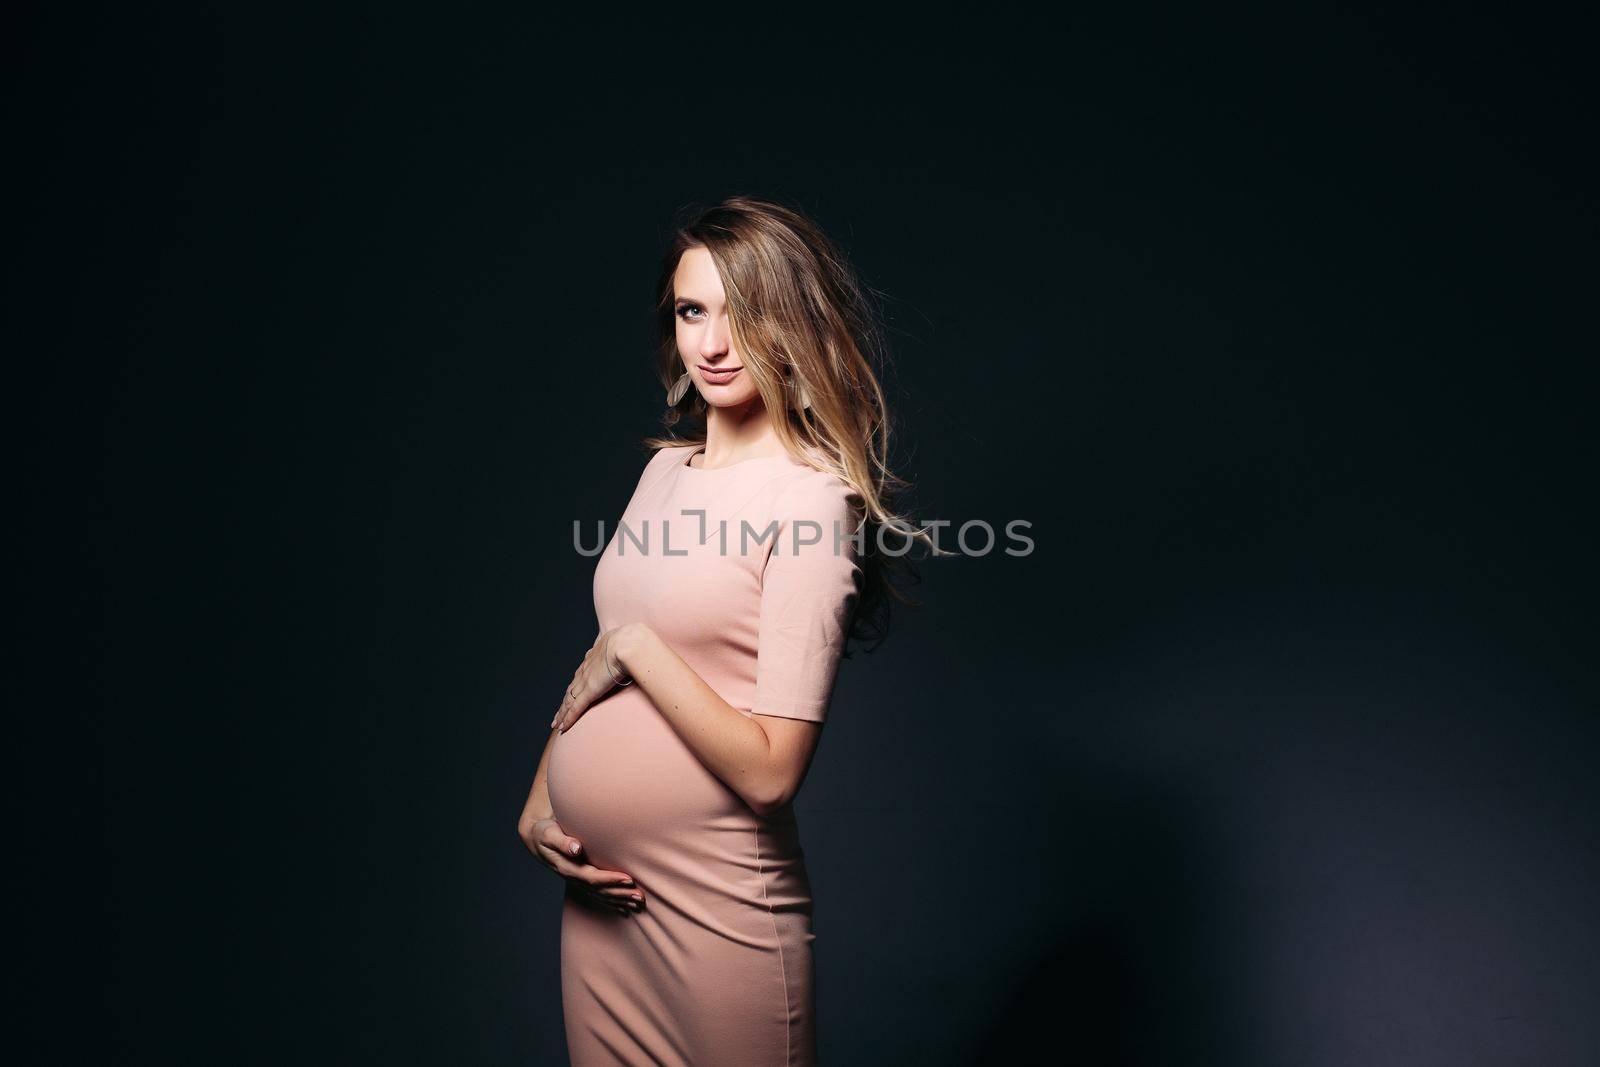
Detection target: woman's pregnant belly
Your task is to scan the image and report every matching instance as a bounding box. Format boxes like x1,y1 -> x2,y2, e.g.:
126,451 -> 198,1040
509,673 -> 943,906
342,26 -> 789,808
547,685 -> 754,877
549,685 -> 816,951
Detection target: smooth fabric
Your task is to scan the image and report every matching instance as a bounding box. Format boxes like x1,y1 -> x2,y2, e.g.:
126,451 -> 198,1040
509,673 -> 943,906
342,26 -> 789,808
548,443 -> 863,1066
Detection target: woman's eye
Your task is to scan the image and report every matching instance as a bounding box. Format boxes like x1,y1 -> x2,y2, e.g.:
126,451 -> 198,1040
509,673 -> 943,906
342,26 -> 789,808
676,305 -> 703,321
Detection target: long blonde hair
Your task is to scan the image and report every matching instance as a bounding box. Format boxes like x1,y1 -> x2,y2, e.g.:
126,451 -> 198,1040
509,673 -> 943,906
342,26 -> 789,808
643,194 -> 929,648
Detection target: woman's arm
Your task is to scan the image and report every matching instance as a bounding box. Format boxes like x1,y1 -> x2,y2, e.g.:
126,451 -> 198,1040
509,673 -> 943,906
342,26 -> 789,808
566,622 -> 822,818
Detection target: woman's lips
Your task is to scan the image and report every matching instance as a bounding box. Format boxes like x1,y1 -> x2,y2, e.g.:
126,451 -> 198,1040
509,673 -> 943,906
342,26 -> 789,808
698,365 -> 743,384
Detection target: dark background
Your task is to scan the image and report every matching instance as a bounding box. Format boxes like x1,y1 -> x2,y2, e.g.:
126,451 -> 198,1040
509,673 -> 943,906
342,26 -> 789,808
17,5 -> 1596,1064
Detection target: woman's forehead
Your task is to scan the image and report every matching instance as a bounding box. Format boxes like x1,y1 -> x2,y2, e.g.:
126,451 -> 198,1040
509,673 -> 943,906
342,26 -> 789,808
674,247 -> 725,302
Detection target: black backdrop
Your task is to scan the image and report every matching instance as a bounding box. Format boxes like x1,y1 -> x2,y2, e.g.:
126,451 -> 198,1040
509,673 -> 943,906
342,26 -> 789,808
19,6 -> 1597,1064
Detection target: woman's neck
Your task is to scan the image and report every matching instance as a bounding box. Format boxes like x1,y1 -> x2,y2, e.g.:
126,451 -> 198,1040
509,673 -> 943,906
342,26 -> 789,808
696,403 -> 784,467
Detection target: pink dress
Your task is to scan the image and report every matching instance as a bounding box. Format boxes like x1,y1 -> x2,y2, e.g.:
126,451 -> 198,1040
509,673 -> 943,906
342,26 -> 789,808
548,443 -> 864,1066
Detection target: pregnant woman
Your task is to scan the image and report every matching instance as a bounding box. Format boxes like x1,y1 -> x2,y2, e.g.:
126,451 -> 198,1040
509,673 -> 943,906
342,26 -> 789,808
515,195 -> 922,1066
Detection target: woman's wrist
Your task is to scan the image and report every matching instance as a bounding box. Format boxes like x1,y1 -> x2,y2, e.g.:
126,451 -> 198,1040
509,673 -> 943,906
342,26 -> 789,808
609,622 -> 653,678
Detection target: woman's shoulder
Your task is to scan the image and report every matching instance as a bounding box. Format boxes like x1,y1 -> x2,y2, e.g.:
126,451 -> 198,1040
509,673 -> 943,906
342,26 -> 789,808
644,441 -> 697,470
619,441 -> 694,500
768,460 -> 864,521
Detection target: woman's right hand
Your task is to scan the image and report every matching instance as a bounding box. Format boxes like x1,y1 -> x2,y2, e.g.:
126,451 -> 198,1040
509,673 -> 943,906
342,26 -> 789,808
520,815 -> 645,915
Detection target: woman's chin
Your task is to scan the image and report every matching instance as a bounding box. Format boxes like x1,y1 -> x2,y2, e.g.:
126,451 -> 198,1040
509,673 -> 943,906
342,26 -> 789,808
698,388 -> 762,410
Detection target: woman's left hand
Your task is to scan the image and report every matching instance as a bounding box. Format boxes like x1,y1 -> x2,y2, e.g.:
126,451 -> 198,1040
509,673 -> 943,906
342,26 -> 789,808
552,627 -> 633,733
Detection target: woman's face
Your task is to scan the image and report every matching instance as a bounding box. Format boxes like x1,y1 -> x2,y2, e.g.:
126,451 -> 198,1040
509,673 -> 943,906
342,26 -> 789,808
673,247 -> 762,409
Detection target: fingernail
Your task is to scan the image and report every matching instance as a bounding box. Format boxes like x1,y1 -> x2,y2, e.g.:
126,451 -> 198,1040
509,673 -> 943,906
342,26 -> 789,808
631,893 -> 642,902
569,842 -> 580,855
621,878 -> 633,886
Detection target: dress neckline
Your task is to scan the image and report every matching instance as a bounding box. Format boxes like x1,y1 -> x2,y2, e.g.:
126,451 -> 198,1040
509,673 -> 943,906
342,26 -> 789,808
679,444 -> 794,473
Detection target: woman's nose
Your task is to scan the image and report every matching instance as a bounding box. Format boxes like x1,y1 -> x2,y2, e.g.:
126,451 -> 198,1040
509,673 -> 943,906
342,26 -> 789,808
699,318 -> 730,360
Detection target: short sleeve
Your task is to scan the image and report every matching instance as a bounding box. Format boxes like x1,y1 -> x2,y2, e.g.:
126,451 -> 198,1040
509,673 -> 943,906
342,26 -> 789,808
751,471 -> 865,723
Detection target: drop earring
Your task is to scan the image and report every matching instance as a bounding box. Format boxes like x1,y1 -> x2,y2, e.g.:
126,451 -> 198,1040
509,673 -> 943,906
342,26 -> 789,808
666,372 -> 692,405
